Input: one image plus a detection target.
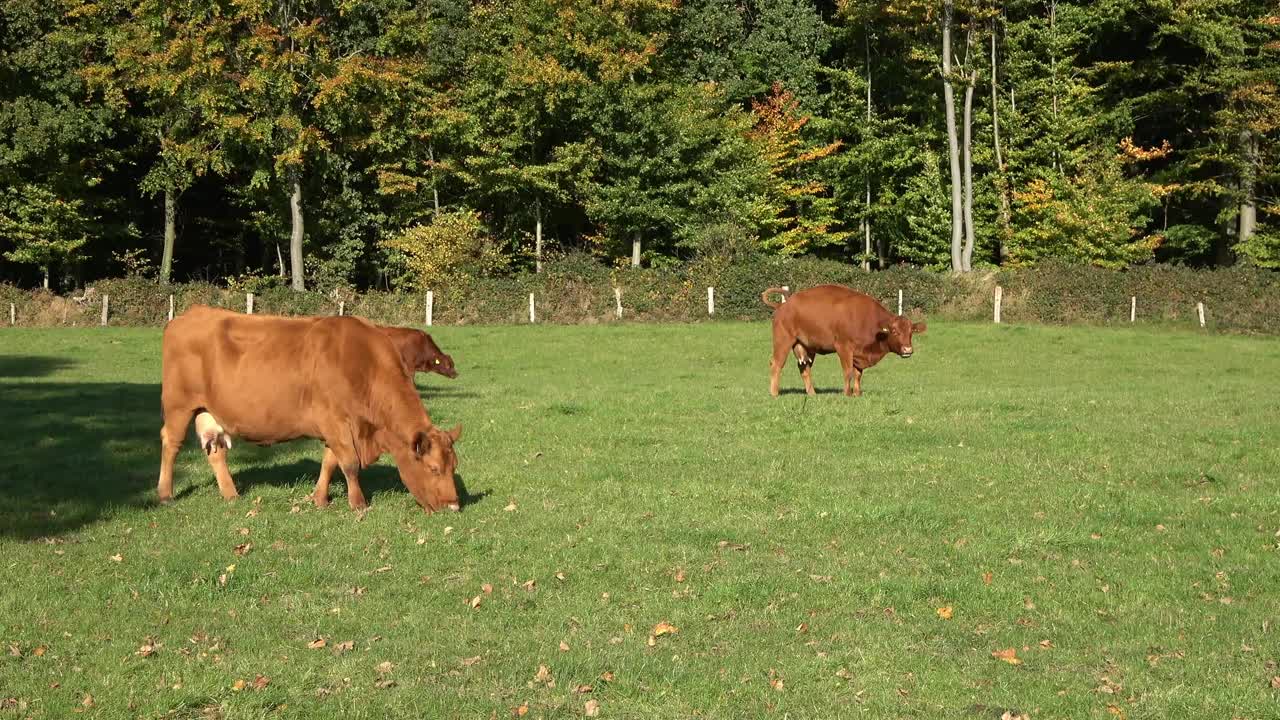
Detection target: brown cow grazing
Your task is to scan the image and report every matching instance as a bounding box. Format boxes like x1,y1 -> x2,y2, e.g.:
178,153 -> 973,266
159,305 -> 463,512
761,285 -> 925,397
380,326 -> 457,379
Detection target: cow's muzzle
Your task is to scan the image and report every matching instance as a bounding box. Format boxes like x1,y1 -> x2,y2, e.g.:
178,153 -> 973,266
901,348 -> 913,358
446,502 -> 461,512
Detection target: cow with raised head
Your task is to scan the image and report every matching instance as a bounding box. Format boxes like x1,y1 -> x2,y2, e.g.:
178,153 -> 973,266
761,285 -> 926,397
159,305 -> 463,512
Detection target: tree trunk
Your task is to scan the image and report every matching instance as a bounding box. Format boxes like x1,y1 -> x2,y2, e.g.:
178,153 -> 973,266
1238,129 -> 1258,247
535,199 -> 543,273
991,21 -> 1011,263
276,244 -> 285,277
631,232 -> 642,267
289,174 -> 305,291
428,142 -> 440,215
942,0 -> 965,273
962,65 -> 977,272
160,189 -> 176,283
1049,0 -> 1060,175
863,28 -> 873,272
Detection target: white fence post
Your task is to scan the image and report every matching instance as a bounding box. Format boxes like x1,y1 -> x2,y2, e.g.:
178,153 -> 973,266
781,285 -> 789,302
898,289 -> 903,316
1130,296 -> 1136,323
246,293 -> 254,315
529,292 -> 536,324
994,286 -> 1003,324
707,287 -> 715,316
168,294 -> 174,322
338,300 -> 344,317
1197,302 -> 1205,328
9,303 -> 14,326
614,287 -> 623,319
426,290 -> 434,327
101,295 -> 109,326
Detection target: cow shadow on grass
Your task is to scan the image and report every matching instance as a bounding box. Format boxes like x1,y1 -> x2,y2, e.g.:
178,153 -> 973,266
777,387 -> 849,396
0,380 -> 485,541
231,461 -> 486,511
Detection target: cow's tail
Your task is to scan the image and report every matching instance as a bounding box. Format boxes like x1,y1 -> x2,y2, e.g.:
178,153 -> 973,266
761,287 -> 790,309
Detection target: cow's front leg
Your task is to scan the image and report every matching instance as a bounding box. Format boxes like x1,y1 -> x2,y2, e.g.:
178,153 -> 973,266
339,463 -> 368,510
313,447 -> 338,508
203,442 -> 239,500
836,346 -> 858,397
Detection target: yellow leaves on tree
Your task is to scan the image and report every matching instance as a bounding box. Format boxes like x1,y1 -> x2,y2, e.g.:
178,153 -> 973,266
382,210 -> 511,290
747,83 -> 845,256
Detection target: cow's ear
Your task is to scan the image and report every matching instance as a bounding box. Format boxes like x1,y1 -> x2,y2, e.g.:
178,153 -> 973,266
412,430 -> 431,458
912,321 -> 927,334
447,424 -> 462,443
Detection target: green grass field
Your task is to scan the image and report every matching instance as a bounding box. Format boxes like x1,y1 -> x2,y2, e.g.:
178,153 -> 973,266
2,321 -> 1278,719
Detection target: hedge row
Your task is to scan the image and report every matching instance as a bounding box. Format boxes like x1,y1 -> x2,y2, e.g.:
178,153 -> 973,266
2,258 -> 1277,333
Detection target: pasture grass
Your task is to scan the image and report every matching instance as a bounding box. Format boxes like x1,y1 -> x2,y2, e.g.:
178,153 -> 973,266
1,321 -> 1278,719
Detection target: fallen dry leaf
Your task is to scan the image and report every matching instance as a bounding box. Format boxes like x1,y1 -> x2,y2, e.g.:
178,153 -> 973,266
217,573 -> 228,587
796,623 -> 809,633
534,664 -> 554,687
937,606 -> 954,620
333,640 -> 355,654
674,569 -> 686,583
253,674 -> 270,690
7,644 -> 19,657
376,661 -> 394,675
233,542 -> 253,556
1270,676 -> 1280,689
374,679 -> 396,689
769,677 -> 784,691
136,638 -> 161,658
1039,639 -> 1053,649
559,641 -> 570,652
82,694 -> 95,707
514,703 -> 529,717
652,621 -> 678,637
504,502 -> 517,512
584,699 -> 600,717
482,583 -> 493,594
1107,705 -> 1126,719
521,579 -> 536,591
1000,712 -> 1030,720
231,679 -> 246,692
555,572 -> 566,581
33,646 -> 46,657
574,684 -> 593,694
982,571 -> 993,585
835,668 -> 854,681
374,566 -> 393,573
461,655 -> 482,667
992,648 -> 1022,665
307,638 -> 328,650
646,635 -> 656,647
600,671 -> 615,683
469,595 -> 483,609
109,554 -> 123,562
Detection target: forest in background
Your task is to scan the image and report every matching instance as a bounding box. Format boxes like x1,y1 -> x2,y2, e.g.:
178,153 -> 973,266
2,0 -> 1278,293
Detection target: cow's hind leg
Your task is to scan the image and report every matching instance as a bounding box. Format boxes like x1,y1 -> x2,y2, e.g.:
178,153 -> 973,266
203,442 -> 239,500
793,345 -> 816,396
157,411 -> 193,504
769,328 -> 793,397
339,460 -> 368,511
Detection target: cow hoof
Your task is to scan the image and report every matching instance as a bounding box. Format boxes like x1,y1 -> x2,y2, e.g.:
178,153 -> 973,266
220,492 -> 240,501
313,494 -> 330,508
446,502 -> 461,512
157,496 -> 174,506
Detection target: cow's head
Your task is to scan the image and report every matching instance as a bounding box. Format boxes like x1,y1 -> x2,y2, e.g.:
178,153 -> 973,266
403,424 -> 463,511
877,316 -> 927,358
418,334 -> 458,379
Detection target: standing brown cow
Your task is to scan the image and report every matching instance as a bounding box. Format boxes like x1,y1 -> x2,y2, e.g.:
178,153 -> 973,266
159,305 -> 463,512
761,285 -> 925,397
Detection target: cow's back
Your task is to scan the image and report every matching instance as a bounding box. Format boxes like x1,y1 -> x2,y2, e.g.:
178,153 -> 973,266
162,306 -> 401,444
777,285 -> 891,349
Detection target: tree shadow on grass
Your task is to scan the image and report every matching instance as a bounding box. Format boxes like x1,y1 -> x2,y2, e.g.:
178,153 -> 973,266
0,381 -> 485,540
0,355 -> 79,379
